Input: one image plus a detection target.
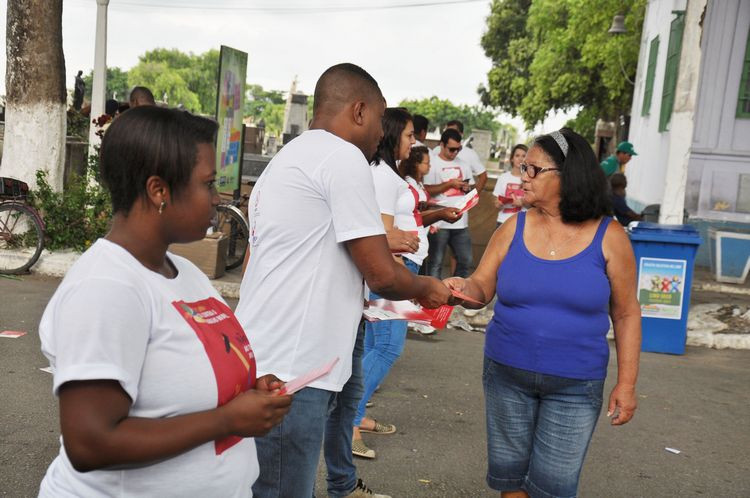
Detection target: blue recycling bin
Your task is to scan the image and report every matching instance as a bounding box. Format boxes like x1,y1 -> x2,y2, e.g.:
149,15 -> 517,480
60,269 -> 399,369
628,223 -> 702,354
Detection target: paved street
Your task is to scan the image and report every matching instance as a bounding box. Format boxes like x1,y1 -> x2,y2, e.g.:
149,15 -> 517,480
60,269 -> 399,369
1,274 -> 749,497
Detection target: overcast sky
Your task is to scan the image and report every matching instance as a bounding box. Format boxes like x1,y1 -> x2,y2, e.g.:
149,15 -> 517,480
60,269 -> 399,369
0,0 -> 571,135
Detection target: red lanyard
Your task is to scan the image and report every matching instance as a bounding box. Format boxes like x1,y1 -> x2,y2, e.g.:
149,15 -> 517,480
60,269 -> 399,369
407,184 -> 424,227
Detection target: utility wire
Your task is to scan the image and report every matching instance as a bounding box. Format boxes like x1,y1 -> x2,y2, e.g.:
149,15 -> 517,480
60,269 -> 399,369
70,0 -> 487,14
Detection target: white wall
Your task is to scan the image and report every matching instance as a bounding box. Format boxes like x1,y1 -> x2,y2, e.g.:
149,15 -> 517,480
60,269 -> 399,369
627,0 -> 688,208
687,0 -> 750,222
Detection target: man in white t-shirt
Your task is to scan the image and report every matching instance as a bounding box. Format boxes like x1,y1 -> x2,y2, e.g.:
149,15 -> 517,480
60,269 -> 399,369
413,114 -> 429,147
423,128 -> 476,279
236,63 -> 451,498
445,119 -> 487,194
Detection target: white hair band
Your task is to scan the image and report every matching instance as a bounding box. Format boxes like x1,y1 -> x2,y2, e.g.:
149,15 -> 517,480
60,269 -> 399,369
549,130 -> 568,158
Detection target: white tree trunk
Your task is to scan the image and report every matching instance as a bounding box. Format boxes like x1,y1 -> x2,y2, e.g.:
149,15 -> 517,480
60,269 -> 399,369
0,0 -> 66,192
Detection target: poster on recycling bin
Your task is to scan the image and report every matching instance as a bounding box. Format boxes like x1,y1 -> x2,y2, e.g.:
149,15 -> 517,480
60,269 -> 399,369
637,257 -> 687,320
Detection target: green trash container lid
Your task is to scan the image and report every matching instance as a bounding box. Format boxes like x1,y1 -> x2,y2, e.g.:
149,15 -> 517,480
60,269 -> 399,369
628,222 -> 702,245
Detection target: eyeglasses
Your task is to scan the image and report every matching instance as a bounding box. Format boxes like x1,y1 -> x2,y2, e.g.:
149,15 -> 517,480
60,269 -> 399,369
520,163 -> 559,179
447,146 -> 462,153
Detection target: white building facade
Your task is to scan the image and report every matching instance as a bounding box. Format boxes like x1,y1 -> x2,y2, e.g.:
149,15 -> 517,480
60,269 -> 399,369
627,0 -> 750,279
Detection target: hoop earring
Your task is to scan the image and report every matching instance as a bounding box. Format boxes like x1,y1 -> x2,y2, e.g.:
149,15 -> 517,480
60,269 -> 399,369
158,201 -> 166,214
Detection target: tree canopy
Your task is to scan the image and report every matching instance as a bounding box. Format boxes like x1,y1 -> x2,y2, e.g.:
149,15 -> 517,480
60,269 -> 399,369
82,67 -> 129,102
479,0 -> 646,139
398,96 -> 504,136
243,84 -> 286,136
127,48 -> 219,114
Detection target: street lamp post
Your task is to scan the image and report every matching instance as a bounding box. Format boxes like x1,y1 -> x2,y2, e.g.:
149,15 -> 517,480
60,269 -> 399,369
609,14 -> 635,85
88,0 -> 110,159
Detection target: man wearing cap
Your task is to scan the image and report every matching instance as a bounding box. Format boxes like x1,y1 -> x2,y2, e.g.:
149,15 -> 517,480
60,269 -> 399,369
601,141 -> 637,177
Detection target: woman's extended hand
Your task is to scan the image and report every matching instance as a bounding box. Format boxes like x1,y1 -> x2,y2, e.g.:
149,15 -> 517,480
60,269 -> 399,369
221,389 -> 292,438
607,383 -> 637,426
443,277 -> 467,294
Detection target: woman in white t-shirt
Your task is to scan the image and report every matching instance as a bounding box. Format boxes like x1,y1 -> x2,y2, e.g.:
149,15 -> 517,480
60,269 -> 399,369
400,145 -> 462,243
493,143 -> 528,227
37,107 -> 291,498
354,108 -> 449,459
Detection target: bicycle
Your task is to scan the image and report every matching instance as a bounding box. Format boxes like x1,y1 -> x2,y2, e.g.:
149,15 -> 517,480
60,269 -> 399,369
0,177 -> 45,274
213,196 -> 249,271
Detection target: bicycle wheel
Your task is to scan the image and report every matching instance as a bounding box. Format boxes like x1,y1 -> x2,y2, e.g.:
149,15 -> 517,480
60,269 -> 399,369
0,203 -> 45,274
214,204 -> 249,271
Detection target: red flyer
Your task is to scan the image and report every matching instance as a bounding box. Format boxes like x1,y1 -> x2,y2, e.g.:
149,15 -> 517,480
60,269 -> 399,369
438,189 -> 479,215
364,299 -> 454,328
0,330 -> 26,338
450,289 -> 485,306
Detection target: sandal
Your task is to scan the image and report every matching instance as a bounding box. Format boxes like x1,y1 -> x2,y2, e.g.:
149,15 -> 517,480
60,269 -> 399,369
359,419 -> 396,435
352,438 -> 375,459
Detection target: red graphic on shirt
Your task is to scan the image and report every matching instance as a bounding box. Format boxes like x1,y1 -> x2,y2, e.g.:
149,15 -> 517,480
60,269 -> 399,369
440,166 -> 465,196
173,298 -> 257,455
498,183 -> 523,213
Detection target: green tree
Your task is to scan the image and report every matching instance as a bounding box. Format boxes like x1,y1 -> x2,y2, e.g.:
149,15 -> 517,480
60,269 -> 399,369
480,0 -> 646,139
244,84 -> 286,136
127,48 -> 219,114
83,67 -> 130,102
398,96 -> 501,136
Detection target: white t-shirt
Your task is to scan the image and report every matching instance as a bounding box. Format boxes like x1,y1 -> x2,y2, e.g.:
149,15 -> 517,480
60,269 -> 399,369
404,176 -> 430,265
38,239 -> 258,498
236,129 -> 384,392
458,146 -> 487,177
423,154 -> 473,230
492,170 -> 525,224
371,161 -> 427,265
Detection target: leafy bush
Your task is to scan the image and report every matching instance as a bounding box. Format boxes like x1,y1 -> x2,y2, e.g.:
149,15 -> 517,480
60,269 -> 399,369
30,169 -> 111,252
66,110 -> 90,139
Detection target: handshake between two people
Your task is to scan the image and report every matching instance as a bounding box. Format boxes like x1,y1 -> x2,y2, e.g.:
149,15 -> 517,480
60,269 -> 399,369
411,275 -> 484,310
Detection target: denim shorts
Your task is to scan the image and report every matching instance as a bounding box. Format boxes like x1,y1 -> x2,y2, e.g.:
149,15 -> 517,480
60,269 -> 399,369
482,356 -> 604,498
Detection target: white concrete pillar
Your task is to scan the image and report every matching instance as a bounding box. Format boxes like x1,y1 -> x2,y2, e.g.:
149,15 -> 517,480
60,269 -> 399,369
659,0 -> 707,224
87,0 -> 109,158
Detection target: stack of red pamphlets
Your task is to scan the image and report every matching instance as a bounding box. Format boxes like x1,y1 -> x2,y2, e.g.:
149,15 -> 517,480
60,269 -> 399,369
363,299 -> 454,329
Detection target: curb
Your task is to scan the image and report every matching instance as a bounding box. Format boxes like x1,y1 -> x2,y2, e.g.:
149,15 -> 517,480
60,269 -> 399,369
30,250 -> 242,300
693,282 -> 750,296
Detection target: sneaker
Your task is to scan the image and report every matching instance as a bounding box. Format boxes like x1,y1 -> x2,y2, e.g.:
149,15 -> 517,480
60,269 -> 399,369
345,478 -> 391,498
410,323 -> 436,335
352,438 -> 375,459
462,306 -> 482,317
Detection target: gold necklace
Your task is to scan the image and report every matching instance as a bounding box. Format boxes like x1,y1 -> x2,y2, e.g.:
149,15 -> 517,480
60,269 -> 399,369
541,214 -> 582,257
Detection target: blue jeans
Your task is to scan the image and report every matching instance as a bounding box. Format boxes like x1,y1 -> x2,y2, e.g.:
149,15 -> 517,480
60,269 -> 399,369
354,258 -> 419,426
252,386 -> 332,498
324,320 -> 365,497
482,357 -> 604,498
426,227 -> 473,278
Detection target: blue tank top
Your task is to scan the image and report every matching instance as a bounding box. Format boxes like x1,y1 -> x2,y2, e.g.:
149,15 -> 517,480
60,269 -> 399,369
485,212 -> 613,380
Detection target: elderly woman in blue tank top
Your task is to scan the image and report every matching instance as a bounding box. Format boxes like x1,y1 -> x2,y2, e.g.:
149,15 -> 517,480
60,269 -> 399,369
445,128 -> 641,498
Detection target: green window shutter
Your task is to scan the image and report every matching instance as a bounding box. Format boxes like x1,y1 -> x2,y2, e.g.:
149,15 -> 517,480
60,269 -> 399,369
642,36 -> 660,116
737,28 -> 750,118
659,11 -> 686,132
